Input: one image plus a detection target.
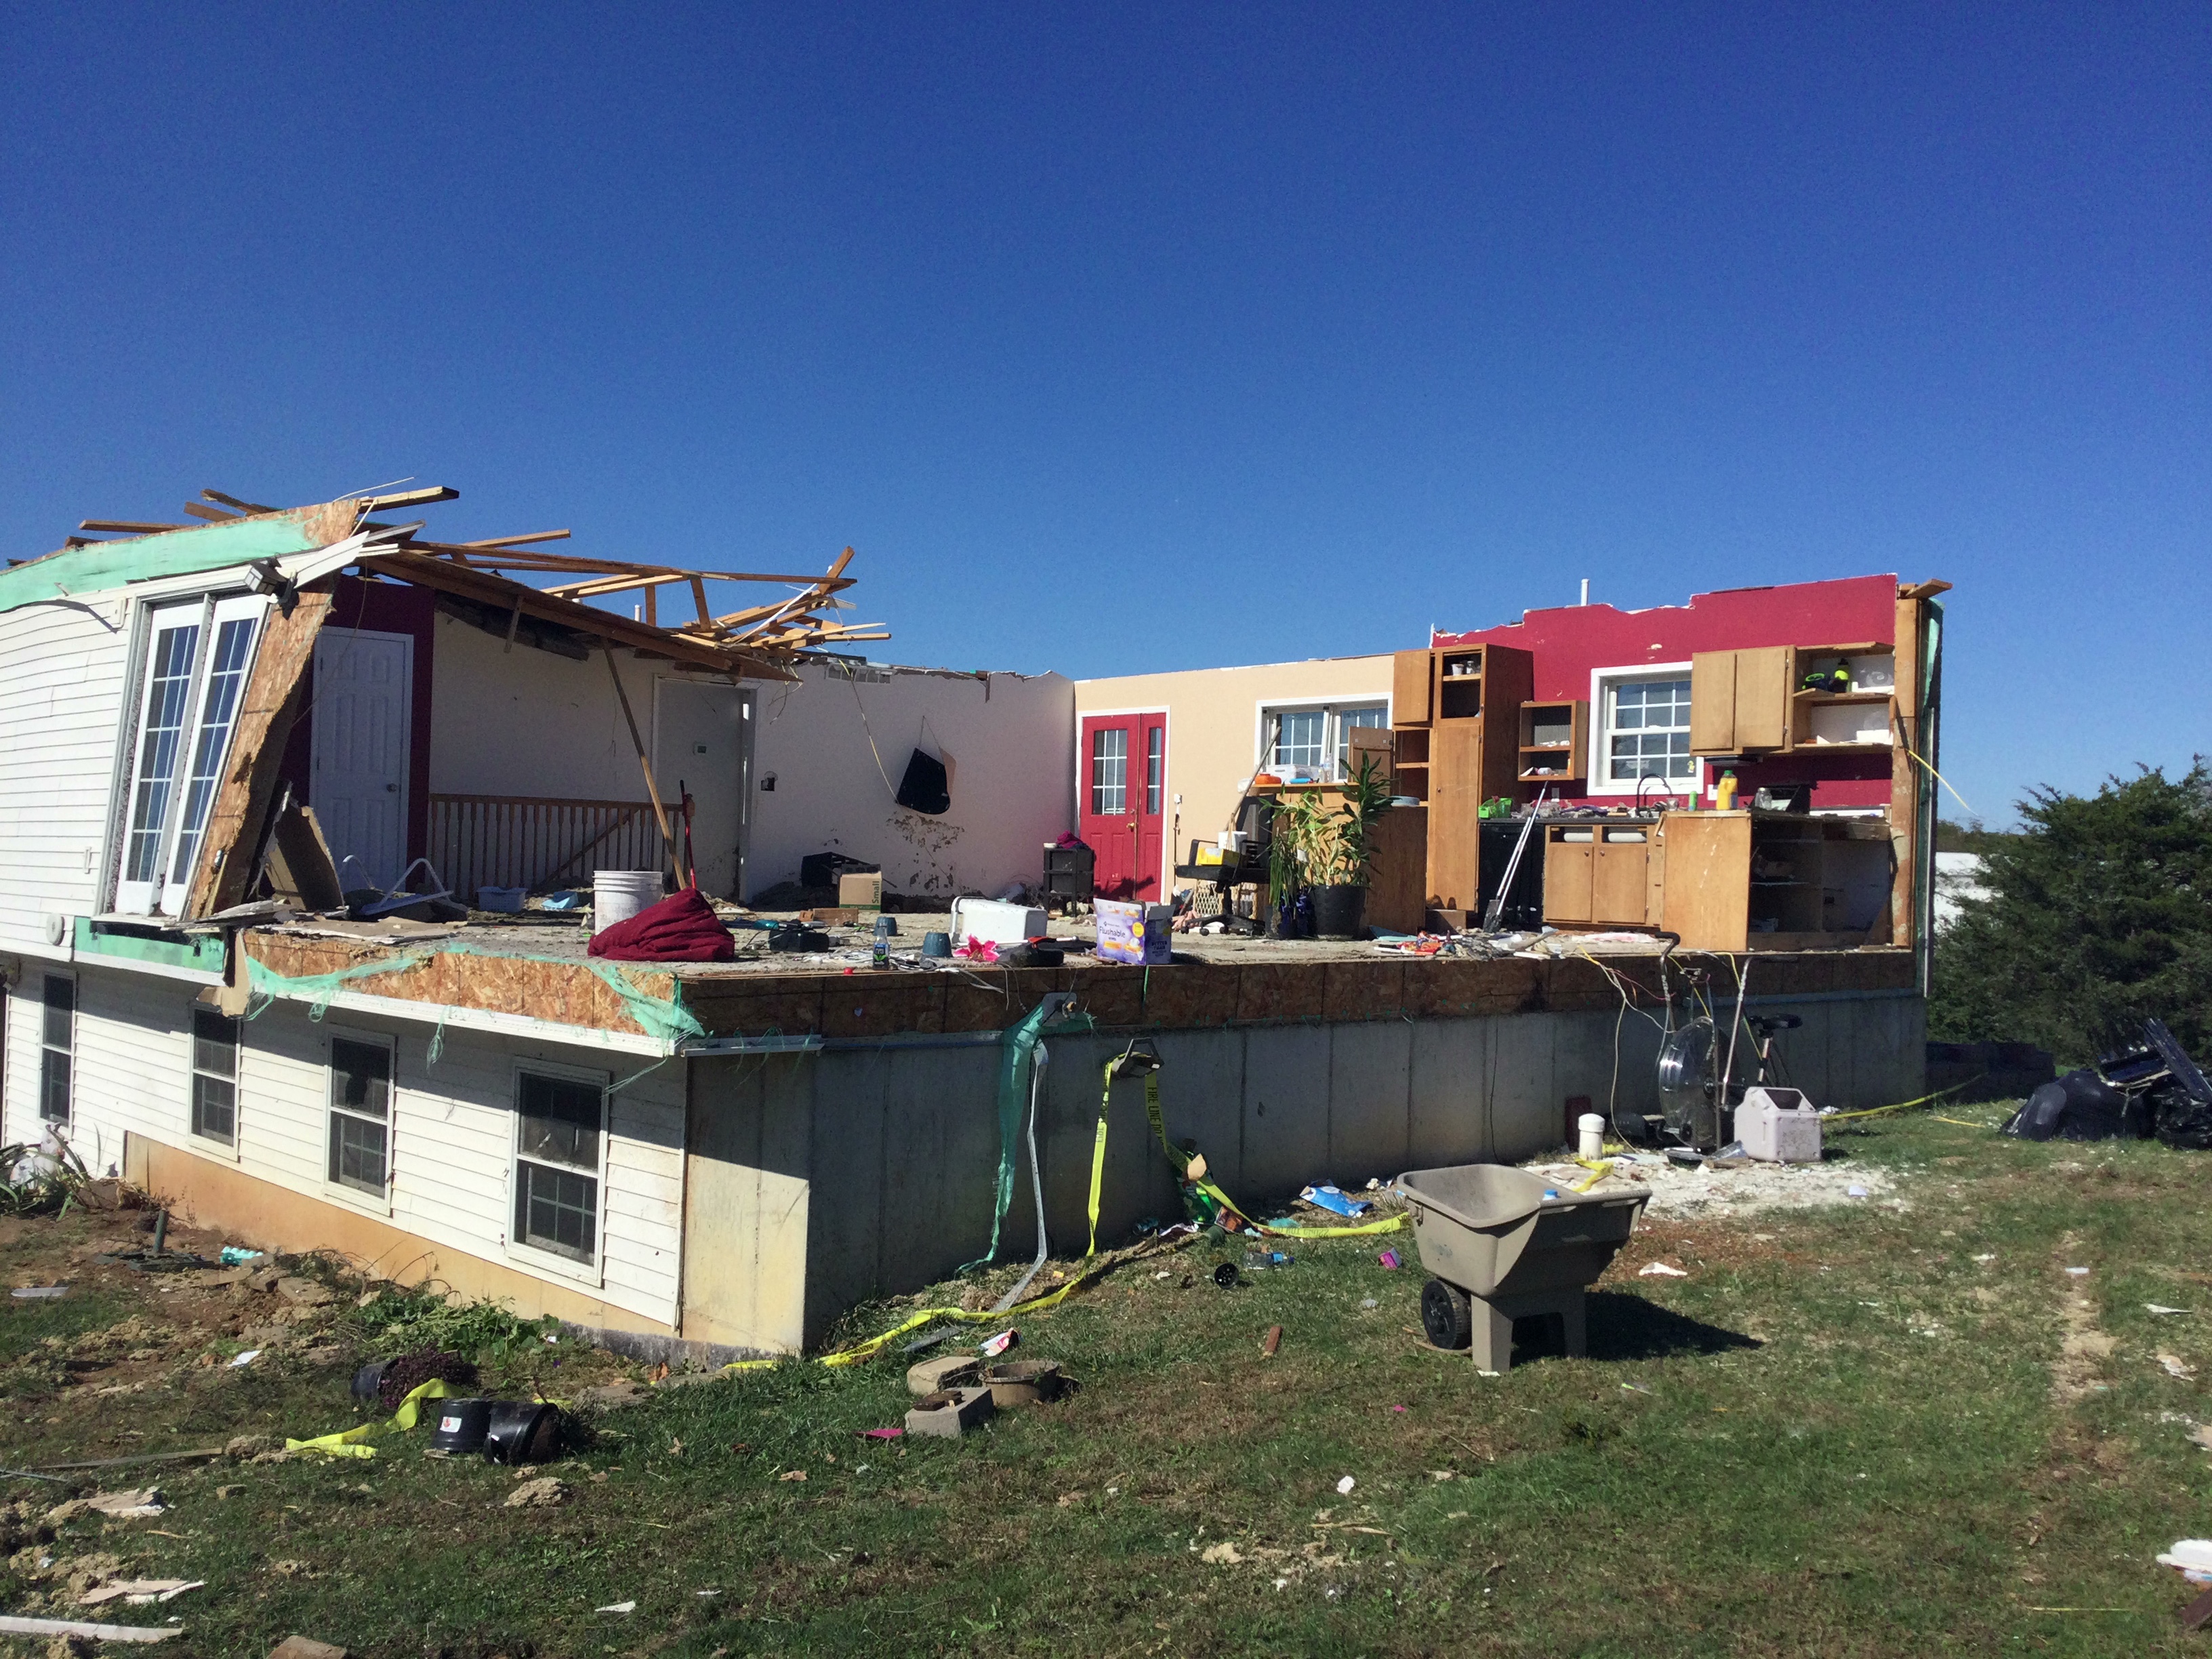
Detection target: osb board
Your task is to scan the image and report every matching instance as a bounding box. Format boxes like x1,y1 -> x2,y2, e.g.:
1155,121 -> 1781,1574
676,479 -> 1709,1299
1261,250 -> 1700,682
242,933 -> 678,1036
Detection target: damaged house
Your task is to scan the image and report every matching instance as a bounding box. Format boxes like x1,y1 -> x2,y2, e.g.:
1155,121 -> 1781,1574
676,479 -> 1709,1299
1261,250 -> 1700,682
1,489 -> 1938,1360
0,489 -> 1069,1358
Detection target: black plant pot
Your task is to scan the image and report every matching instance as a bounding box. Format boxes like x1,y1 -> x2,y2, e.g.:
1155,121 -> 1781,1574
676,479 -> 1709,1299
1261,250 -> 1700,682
1309,884 -> 1367,940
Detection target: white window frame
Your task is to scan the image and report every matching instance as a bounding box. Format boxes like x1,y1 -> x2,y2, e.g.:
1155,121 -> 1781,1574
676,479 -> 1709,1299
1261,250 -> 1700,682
323,1027 -> 397,1212
506,1058 -> 610,1284
1586,663 -> 1699,798
189,1004 -> 241,1153
39,973 -> 75,1126
1253,699 -> 1391,784
114,592 -> 270,916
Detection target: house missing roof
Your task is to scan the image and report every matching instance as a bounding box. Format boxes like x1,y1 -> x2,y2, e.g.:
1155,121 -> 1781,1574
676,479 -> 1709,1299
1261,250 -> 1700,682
0,485 -> 1936,1362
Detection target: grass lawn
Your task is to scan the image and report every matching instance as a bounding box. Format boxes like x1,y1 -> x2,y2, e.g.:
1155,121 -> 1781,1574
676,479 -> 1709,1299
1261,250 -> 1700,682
4,1109 -> 2211,1656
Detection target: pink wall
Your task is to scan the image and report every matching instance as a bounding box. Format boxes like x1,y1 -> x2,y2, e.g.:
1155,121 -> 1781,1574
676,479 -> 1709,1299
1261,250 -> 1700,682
1433,574 -> 1899,810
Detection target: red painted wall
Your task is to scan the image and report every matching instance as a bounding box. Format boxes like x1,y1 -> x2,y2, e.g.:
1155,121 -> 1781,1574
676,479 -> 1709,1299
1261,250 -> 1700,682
1433,574 -> 1898,811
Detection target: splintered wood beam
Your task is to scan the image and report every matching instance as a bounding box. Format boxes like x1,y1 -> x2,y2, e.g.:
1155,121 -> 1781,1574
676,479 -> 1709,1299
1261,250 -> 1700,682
202,490 -> 279,514
79,520 -> 187,534
457,530 -> 572,549
825,546 -> 855,580
539,571 -> 696,599
363,486 -> 459,511
691,575 -> 711,630
182,501 -> 241,523
356,550 -> 800,681
184,589 -> 335,918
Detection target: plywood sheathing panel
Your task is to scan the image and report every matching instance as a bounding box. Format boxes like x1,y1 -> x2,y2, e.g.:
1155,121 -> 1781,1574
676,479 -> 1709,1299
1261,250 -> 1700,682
820,977 -> 949,1040
1134,963 -> 1240,1029
1235,964 -> 1327,1024
241,932 -> 676,1036
185,589 -> 333,918
683,977 -> 830,1040
1322,960 -> 1406,1022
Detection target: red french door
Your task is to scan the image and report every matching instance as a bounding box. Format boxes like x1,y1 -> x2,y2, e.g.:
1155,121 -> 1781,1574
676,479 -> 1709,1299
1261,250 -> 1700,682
1078,712 -> 1166,901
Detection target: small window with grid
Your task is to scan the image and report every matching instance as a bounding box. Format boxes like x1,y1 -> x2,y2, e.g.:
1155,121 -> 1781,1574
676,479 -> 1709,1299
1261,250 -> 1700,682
326,1036 -> 392,1195
1603,676 -> 1696,783
191,1007 -> 239,1147
40,975 -> 73,1125
1090,726 -> 1127,816
514,1071 -> 603,1265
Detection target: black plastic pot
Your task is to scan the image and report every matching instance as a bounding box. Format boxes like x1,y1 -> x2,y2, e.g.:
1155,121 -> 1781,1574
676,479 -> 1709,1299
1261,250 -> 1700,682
426,1397 -> 493,1456
1309,884 -> 1367,940
483,1401 -> 563,1465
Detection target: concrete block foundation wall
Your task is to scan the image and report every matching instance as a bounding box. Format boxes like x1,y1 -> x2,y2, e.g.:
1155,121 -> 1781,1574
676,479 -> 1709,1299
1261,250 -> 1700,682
685,980 -> 1925,1350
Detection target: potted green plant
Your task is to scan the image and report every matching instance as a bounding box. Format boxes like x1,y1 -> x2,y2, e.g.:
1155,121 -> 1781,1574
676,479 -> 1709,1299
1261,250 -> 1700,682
1279,757 -> 1392,940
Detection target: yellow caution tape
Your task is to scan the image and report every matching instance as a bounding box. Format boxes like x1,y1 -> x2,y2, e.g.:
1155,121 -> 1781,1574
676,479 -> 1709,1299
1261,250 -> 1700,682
286,1376 -> 458,1458
1822,1077 -> 1983,1123
1570,1158 -> 1616,1193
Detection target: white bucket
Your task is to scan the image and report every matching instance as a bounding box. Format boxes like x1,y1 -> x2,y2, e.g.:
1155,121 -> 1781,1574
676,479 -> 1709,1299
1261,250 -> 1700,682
1577,1112 -> 1607,1160
592,869 -> 665,930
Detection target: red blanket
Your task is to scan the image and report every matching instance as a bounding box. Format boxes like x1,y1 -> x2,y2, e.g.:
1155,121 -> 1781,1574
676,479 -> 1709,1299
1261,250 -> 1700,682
586,886 -> 736,962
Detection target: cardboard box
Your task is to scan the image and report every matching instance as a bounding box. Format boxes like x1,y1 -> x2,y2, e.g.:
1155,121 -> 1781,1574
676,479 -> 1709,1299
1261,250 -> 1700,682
838,869 -> 884,908
1096,898 -> 1173,966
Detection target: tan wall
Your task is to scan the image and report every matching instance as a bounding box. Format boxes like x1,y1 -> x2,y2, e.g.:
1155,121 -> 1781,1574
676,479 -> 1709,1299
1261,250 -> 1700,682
128,1136 -> 679,1340
1076,657 -> 1394,892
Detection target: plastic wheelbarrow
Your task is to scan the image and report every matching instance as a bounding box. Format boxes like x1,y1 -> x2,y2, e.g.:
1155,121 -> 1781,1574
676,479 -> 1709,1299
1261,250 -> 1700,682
1394,1164 -> 1649,1372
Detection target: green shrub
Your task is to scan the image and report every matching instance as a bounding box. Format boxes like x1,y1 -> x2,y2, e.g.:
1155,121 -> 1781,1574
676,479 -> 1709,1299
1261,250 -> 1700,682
1930,760 -> 2212,1062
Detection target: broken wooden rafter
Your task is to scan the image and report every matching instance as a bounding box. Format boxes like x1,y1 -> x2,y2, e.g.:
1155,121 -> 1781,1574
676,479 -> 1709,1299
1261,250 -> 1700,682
355,548 -> 800,680
79,520 -> 188,535
458,529 -> 571,550
182,501 -> 241,523
363,485 -> 459,511
202,490 -> 279,515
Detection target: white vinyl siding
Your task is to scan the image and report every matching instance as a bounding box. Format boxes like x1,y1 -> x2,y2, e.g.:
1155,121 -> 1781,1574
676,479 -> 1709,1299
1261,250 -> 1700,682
0,598 -> 131,951
0,960 -> 682,1326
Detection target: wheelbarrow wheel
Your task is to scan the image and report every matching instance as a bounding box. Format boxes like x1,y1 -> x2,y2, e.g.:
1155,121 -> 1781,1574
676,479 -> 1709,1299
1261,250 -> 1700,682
1421,1277 -> 1473,1350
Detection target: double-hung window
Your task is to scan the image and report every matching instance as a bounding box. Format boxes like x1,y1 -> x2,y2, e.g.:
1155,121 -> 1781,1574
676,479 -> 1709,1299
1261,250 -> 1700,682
327,1036 -> 392,1196
1263,703 -> 1389,782
514,1070 -> 605,1265
1600,674 -> 1696,787
40,975 -> 73,1125
116,594 -> 266,916
191,1007 -> 240,1147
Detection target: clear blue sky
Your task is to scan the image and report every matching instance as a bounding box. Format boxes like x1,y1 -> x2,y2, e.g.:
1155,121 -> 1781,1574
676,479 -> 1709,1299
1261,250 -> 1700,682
4,5 -> 2205,825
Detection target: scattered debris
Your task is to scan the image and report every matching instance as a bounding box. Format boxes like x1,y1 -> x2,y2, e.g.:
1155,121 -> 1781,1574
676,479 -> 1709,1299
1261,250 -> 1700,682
857,1428 -> 903,1441
1262,1324 -> 1283,1358
905,1387 -> 995,1439
977,1329 -> 1018,1359
2065,1267 -> 2089,1277
84,1489 -> 165,1519
779,1469 -> 809,1482
503,1477 -> 572,1509
2158,1539 -> 2212,1584
906,1355 -> 981,1396
11,1285 -> 68,1299
2147,1304 -> 2190,1315
1299,1185 -> 1372,1218
1336,1475 -> 1357,1495
228,1349 -> 262,1368
1200,1541 -> 1244,1564
0,1614 -> 182,1643
1639,1263 -> 1689,1278
1376,1250 -> 1401,1269
595,1601 -> 636,1615
78,1579 -> 203,1607
2160,1353 -> 2197,1380
266,1639 -> 348,1659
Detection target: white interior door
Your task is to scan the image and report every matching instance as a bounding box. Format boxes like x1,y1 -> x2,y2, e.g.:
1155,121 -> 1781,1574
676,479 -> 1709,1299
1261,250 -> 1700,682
653,678 -> 752,899
312,630 -> 413,893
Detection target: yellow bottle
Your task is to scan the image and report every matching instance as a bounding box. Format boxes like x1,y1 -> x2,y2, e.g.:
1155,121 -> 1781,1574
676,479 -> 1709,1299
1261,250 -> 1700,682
1717,771 -> 1739,811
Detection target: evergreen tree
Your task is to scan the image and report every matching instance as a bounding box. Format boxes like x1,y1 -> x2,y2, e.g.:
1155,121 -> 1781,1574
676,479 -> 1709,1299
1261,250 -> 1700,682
1930,761 -> 2212,1062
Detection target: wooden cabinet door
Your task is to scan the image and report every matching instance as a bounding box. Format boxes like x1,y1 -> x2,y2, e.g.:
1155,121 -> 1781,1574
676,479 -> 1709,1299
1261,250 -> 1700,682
1734,646 -> 1791,750
1658,813 -> 1753,951
1689,651 -> 1738,753
1393,650 -> 1433,726
1591,836 -> 1650,925
1544,836 -> 1593,923
1425,720 -> 1486,910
